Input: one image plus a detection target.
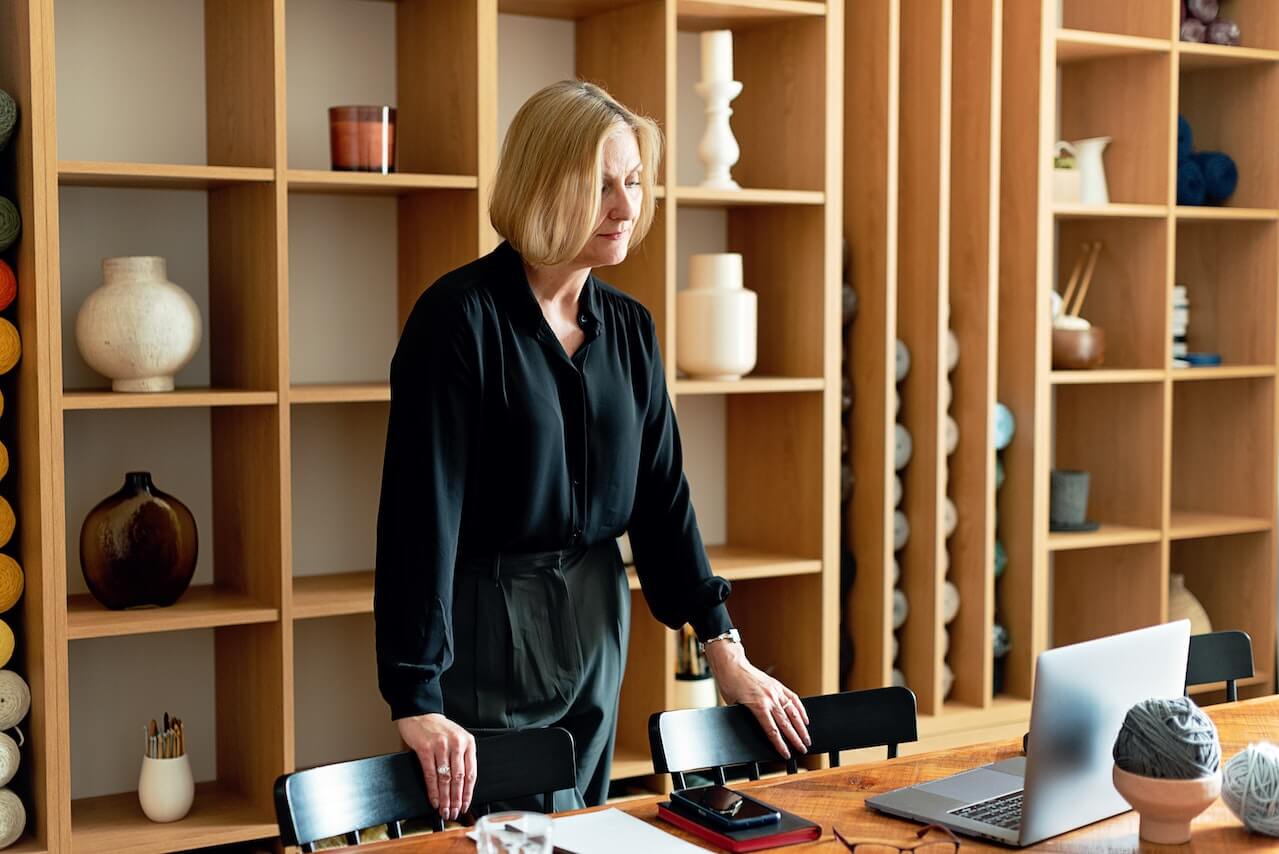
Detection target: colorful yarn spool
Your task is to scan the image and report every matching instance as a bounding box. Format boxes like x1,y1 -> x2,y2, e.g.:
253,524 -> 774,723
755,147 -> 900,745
0,672 -> 29,730
0,320 -> 19,376
0,622 -> 13,670
0,91 -> 14,153
0,558 -> 22,614
0,261 -> 15,313
1223,742 -> 1279,836
0,199 -> 17,255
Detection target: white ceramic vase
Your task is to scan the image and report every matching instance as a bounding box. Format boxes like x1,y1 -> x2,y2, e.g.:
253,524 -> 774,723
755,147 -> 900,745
138,754 -> 194,822
76,256 -> 202,392
677,253 -> 756,380
1074,136 -> 1111,205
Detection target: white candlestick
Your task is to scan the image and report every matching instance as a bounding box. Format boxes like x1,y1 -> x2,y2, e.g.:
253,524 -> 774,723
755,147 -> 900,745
700,30 -> 733,83
695,79 -> 743,190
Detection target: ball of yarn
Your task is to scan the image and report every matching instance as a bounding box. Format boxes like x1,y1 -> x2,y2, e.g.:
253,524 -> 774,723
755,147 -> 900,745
1187,0 -> 1218,23
940,629 -> 949,658
0,443 -> 10,484
1207,17 -> 1241,46
1178,159 -> 1206,206
0,320 -> 20,376
891,668 -> 906,689
0,92 -> 13,154
943,498 -> 958,539
0,623 -> 13,670
1181,16 -> 1207,42
1194,151 -> 1238,205
946,330 -> 959,373
0,732 -> 18,788
892,588 -> 909,630
0,199 -> 17,255
942,580 -> 960,624
994,539 -> 1008,578
942,663 -> 955,698
0,673 -> 28,733
0,788 -> 24,848
994,403 -> 1015,450
0,558 -> 21,614
992,623 -> 1011,658
1113,696 -> 1221,780
895,424 -> 913,471
1223,742 -> 1279,836
0,500 -> 15,551
893,510 -> 910,551
1178,115 -> 1193,164
945,415 -> 959,456
842,284 -> 858,326
896,340 -> 911,383
0,261 -> 15,314
893,474 -> 903,508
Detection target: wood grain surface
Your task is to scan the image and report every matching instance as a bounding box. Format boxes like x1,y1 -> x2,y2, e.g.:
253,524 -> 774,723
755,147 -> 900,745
346,696 -> 1279,852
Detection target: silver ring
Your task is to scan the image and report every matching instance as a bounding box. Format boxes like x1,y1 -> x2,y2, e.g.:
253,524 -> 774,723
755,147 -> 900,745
436,765 -> 452,778
779,697 -> 791,708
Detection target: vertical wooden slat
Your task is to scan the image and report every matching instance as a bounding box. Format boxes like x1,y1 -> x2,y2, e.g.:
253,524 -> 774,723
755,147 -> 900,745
896,0 -> 952,717
205,0 -> 277,169
947,0 -> 1001,709
845,0 -> 899,692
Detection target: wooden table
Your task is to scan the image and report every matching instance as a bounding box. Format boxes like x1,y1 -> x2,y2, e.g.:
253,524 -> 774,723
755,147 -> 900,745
353,696 -> 1279,852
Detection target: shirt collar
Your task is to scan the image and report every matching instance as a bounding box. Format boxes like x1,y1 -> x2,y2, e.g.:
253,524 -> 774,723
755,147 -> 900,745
493,240 -> 603,341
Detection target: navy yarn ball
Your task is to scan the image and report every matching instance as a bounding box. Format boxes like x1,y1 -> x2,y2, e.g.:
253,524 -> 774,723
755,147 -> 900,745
1178,159 -> 1206,206
1177,115 -> 1193,164
1194,151 -> 1238,205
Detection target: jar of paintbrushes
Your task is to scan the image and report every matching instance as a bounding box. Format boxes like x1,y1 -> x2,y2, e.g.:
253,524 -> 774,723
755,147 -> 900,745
1052,240 -> 1106,370
673,625 -> 719,710
138,713 -> 193,823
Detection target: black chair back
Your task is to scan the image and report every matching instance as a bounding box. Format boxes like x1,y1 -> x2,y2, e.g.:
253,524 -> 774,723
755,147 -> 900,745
649,687 -> 917,789
274,727 -> 576,851
1186,630 -> 1254,702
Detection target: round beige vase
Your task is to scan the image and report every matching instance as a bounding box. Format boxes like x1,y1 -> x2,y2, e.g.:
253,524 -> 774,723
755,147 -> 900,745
76,256 -> 202,392
676,253 -> 756,380
1112,764 -> 1221,845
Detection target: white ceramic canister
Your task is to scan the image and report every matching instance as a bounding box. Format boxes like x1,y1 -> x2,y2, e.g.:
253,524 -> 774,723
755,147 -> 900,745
76,256 -> 202,393
138,754 -> 195,822
676,253 -> 756,380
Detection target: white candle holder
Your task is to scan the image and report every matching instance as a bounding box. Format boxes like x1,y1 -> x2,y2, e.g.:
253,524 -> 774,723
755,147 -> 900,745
694,79 -> 744,190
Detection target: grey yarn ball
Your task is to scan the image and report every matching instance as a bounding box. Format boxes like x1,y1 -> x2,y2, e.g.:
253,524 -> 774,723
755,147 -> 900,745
1223,742 -> 1279,836
0,199 -> 19,254
1113,696 -> 1220,780
0,92 -> 14,153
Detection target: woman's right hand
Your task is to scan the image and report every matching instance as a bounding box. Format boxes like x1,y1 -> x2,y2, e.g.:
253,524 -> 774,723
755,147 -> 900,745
396,713 -> 477,821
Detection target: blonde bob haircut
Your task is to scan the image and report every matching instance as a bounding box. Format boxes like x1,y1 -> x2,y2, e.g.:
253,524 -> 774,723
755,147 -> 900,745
490,80 -> 662,267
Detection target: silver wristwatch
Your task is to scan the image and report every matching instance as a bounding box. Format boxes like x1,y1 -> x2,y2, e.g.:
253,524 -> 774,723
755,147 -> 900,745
699,627 -> 742,653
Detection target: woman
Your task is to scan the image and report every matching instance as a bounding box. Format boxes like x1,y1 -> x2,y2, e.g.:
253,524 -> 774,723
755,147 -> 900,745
374,80 -> 809,821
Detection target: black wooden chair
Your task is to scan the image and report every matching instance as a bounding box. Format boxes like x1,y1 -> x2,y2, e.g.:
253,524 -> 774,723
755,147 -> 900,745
274,727 -> 576,851
648,687 -> 917,789
1186,629 -> 1255,702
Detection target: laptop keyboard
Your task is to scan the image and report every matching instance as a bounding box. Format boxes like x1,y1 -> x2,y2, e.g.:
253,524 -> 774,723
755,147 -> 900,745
949,790 -> 1024,831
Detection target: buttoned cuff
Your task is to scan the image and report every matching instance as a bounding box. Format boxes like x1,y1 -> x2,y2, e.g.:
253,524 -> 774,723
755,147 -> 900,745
692,602 -> 734,642
389,678 -> 444,721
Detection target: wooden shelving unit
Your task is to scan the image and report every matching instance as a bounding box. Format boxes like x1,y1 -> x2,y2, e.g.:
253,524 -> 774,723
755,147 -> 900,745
0,0 -> 842,849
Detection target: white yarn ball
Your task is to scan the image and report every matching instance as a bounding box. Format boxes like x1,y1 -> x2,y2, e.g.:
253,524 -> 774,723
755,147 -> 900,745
942,381 -> 952,410
894,388 -> 901,417
892,589 -> 909,630
892,668 -> 907,688
895,424 -> 913,471
0,733 -> 18,788
946,330 -> 959,373
1223,742 -> 1279,836
945,415 -> 959,456
894,511 -> 910,551
893,475 -> 903,507
944,497 -> 958,538
896,339 -> 911,382
942,580 -> 961,624
942,663 -> 955,698
0,788 -> 23,848
0,673 -> 29,730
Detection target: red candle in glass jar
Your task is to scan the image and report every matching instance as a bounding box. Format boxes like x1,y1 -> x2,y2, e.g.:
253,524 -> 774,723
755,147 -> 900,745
329,105 -> 397,173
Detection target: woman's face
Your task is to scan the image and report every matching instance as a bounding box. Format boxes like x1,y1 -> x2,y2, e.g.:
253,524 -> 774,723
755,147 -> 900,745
573,128 -> 643,270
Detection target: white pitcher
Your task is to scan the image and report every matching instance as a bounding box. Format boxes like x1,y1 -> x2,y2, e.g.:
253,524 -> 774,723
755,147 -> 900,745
1073,136 -> 1111,205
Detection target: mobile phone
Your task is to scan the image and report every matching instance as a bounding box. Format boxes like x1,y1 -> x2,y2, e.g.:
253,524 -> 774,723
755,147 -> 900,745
669,784 -> 782,831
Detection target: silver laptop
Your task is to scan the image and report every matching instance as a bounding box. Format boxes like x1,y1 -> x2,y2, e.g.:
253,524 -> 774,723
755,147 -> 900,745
866,620 -> 1191,847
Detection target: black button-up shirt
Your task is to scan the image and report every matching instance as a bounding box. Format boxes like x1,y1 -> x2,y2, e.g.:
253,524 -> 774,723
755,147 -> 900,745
374,240 -> 733,720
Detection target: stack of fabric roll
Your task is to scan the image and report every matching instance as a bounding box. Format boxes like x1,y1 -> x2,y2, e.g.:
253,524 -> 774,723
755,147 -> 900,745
1177,114 -> 1238,207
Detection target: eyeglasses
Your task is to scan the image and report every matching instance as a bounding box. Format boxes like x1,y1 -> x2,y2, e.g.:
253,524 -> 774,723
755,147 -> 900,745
833,823 -> 961,853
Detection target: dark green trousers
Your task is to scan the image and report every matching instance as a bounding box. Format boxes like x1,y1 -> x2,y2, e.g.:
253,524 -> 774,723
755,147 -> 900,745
442,540 -> 631,809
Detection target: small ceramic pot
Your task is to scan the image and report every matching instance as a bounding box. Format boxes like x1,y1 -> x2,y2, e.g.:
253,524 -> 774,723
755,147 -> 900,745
1052,327 -> 1105,370
1113,765 -> 1221,844
138,754 -> 194,822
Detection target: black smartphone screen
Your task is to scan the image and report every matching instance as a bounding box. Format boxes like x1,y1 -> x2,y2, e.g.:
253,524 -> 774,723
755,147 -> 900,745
677,785 -> 777,822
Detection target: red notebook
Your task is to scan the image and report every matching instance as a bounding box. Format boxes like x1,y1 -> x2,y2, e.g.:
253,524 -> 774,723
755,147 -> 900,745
657,800 -> 822,853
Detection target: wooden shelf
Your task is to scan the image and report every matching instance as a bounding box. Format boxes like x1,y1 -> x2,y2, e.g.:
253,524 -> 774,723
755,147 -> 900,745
286,169 -> 477,195
916,697 -> 1033,740
497,0 -> 657,18
674,376 -> 824,395
1179,42 -> 1279,70
289,383 -> 391,405
293,571 -> 374,621
67,587 -> 278,640
674,186 -> 825,207
1056,29 -> 1169,64
62,389 -> 278,411
58,161 -> 273,190
1171,365 -> 1276,381
1047,524 -> 1163,552
1052,202 -> 1167,220
1175,205 -> 1279,222
1050,369 -> 1165,385
676,0 -> 826,32
1169,511 -> 1273,541
609,746 -> 654,780
1188,671 -> 1272,697
71,783 -> 277,854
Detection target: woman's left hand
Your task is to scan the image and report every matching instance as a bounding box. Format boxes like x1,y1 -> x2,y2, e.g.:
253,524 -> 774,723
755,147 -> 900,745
704,639 -> 811,758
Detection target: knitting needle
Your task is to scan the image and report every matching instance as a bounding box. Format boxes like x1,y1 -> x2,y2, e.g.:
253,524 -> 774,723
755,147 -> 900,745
1071,241 -> 1103,317
1059,242 -> 1089,313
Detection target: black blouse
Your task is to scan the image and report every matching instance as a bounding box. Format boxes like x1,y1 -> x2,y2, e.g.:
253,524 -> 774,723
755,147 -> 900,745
374,240 -> 733,720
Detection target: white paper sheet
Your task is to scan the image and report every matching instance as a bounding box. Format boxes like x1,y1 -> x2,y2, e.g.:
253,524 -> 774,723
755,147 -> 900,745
467,808 -> 707,854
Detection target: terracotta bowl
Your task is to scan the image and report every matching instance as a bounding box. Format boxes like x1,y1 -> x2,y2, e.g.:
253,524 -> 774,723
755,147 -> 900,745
1112,764 -> 1222,844
1052,326 -> 1105,370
